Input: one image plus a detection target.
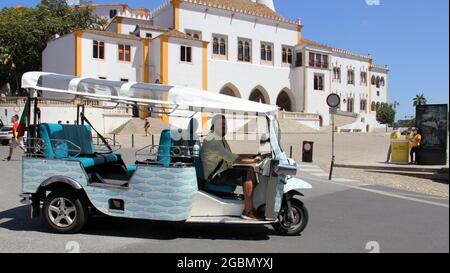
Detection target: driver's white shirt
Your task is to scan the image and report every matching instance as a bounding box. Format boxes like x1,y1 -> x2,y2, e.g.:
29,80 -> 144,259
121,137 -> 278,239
201,132 -> 239,180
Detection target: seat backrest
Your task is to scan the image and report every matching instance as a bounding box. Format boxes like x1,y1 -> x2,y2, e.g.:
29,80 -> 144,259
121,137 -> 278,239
39,123 -> 94,159
157,129 -> 172,167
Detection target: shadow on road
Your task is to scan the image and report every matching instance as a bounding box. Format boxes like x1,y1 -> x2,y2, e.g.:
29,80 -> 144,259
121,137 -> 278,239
0,205 -> 274,241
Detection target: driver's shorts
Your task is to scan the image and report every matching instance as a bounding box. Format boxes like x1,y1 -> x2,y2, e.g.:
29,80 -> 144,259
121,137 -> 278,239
210,167 -> 254,186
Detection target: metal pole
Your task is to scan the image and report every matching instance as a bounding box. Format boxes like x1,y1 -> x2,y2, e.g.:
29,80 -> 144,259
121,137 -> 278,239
132,134 -> 135,148
113,134 -> 116,147
152,134 -> 155,146
290,145 -> 293,159
329,113 -> 335,180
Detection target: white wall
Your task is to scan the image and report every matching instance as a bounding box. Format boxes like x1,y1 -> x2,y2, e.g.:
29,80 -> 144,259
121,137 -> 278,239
152,5 -> 173,29
80,33 -> 143,82
42,34 -> 75,75
167,38 -> 203,89
0,105 -> 131,134
178,3 -> 298,108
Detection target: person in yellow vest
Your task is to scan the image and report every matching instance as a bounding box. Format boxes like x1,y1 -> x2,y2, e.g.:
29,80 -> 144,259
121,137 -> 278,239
410,129 -> 422,164
386,129 -> 401,163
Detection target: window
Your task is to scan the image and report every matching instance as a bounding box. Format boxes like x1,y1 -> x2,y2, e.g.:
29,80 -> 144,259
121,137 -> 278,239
309,52 -> 315,67
380,77 -> 385,87
282,46 -> 293,64
333,67 -> 341,81
180,46 -> 192,63
212,35 -> 227,58
371,75 -> 376,85
315,54 -> 322,67
145,33 -> 153,38
347,98 -> 354,113
360,99 -> 367,112
93,40 -> 105,59
109,9 -> 117,19
309,52 -> 329,69
295,52 -> 303,67
347,69 -> 355,85
376,76 -> 381,88
322,55 -> 328,69
314,74 -> 324,91
238,39 -> 251,63
377,90 -> 380,96
118,44 -> 131,62
185,30 -> 201,40
261,42 -> 273,63
360,71 -> 367,85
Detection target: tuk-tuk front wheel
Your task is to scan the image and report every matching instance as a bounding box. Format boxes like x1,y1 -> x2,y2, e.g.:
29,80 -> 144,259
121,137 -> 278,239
42,191 -> 88,234
273,199 -> 308,236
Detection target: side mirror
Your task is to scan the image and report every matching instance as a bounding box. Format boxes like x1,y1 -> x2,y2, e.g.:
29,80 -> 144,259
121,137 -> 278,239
260,134 -> 270,145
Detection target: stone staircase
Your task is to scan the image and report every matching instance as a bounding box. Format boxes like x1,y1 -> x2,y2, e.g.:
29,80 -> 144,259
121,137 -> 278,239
111,117 -> 170,135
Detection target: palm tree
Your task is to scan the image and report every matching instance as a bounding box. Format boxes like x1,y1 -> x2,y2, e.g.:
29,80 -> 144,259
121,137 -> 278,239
413,94 -> 427,107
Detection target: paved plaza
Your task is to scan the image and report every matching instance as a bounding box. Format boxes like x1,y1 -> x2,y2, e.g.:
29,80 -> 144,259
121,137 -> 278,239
0,132 -> 448,253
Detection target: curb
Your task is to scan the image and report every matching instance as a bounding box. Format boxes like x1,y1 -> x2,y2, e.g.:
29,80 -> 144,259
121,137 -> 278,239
334,164 -> 449,174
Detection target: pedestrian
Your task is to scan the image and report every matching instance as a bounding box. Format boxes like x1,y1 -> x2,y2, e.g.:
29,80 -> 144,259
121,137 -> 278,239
144,118 -> 150,137
4,115 -> 26,161
410,129 -> 422,165
386,128 -> 401,163
58,120 -> 62,124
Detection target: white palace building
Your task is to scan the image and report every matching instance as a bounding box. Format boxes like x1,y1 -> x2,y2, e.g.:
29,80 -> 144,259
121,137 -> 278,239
39,0 -> 389,132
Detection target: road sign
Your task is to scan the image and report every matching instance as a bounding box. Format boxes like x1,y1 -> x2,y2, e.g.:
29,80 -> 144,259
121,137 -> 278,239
327,94 -> 340,108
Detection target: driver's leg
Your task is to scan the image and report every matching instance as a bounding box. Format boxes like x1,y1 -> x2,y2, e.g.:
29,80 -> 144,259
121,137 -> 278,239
243,170 -> 257,216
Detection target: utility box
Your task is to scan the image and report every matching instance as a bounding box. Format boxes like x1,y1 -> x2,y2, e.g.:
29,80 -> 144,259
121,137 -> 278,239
302,141 -> 314,163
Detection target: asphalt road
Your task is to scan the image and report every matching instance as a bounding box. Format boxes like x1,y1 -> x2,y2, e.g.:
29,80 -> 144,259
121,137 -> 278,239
0,147 -> 448,253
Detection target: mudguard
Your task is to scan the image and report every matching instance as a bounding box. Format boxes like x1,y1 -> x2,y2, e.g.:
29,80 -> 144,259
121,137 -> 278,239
283,176 -> 312,193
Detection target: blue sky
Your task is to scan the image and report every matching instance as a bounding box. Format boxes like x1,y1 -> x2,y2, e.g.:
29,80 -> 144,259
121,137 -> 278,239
1,0 -> 449,119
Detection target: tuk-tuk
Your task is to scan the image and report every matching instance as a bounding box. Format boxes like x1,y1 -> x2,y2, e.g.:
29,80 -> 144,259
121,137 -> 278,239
19,72 -> 311,236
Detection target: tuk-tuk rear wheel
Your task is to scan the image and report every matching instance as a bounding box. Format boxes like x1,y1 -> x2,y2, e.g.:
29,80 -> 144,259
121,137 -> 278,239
272,199 -> 308,236
42,190 -> 88,234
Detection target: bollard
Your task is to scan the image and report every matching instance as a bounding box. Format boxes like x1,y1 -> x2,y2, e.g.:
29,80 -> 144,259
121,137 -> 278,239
152,134 -> 154,146
132,134 -> 135,148
290,146 -> 293,159
113,134 -> 116,147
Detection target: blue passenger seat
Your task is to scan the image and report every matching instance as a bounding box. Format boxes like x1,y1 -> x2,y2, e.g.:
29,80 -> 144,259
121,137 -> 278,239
38,123 -> 121,169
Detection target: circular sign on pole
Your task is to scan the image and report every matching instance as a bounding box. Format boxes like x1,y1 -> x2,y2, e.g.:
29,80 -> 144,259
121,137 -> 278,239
327,93 -> 341,108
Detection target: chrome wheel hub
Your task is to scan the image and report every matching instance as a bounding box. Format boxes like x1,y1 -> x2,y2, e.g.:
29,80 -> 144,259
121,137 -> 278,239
48,197 -> 77,228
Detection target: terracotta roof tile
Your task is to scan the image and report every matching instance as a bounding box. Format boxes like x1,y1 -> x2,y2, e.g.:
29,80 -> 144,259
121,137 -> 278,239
159,30 -> 207,43
82,29 -> 143,41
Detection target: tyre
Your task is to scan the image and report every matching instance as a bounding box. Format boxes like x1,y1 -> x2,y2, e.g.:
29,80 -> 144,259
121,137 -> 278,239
42,190 -> 88,234
272,198 -> 309,236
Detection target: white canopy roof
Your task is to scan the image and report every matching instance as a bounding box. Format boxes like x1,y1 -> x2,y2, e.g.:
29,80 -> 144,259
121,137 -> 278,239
22,72 -> 279,115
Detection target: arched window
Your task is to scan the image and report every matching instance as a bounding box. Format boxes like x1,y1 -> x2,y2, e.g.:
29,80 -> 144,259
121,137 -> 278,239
213,37 -> 219,55
376,102 -> 380,111
261,44 -> 266,61
371,75 -> 376,85
220,38 -> 226,55
282,48 -> 287,63
376,76 -> 380,88
380,77 -> 385,87
371,101 -> 376,111
287,49 -> 293,64
276,91 -> 293,112
244,42 -> 251,62
238,41 -> 244,61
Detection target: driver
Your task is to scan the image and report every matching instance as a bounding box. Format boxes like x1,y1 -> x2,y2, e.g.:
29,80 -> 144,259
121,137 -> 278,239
201,115 -> 262,220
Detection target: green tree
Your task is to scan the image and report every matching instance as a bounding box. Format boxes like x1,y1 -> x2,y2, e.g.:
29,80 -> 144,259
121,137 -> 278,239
413,94 -> 427,107
376,103 -> 396,132
0,0 -> 106,95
